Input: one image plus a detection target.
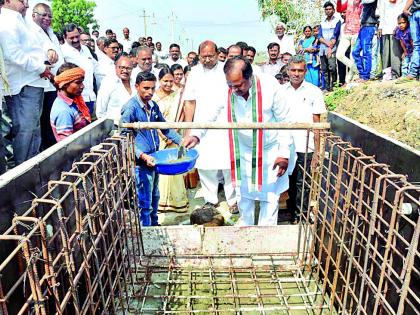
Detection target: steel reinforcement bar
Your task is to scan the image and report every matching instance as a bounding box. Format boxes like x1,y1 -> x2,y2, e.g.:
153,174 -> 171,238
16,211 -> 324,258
304,132 -> 419,315
0,135 -> 143,315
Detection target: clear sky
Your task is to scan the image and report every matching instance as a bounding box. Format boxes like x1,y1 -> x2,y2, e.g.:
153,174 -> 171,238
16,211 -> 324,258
93,0 -> 277,53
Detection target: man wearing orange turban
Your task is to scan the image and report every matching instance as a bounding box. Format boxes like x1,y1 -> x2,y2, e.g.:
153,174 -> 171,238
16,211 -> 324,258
50,63 -> 90,141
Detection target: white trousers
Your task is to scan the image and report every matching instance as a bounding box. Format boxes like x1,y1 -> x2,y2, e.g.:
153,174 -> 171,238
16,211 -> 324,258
198,169 -> 237,206
237,197 -> 278,226
336,33 -> 358,83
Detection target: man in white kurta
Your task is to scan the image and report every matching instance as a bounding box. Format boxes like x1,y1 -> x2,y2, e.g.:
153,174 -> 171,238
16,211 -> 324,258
61,24 -> 98,115
96,38 -> 119,90
96,55 -> 135,123
186,56 -> 295,225
183,40 -> 236,209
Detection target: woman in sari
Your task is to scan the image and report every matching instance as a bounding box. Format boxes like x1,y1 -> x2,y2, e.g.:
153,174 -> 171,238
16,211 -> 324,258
153,68 -> 189,213
298,26 -> 320,87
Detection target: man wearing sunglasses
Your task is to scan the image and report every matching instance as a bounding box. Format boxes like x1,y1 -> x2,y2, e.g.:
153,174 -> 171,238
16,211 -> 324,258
31,2 -> 63,150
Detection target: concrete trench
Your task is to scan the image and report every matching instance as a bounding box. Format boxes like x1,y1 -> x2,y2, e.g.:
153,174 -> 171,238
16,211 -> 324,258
0,118 -> 418,314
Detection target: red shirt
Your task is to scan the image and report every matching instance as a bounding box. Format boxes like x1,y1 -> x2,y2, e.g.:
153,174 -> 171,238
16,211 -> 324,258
345,0 -> 362,35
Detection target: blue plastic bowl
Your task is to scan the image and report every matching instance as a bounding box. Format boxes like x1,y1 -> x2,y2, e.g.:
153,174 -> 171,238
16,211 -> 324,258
151,148 -> 199,175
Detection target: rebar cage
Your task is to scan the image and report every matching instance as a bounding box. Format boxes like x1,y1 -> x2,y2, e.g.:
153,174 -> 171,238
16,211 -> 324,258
0,129 -> 418,315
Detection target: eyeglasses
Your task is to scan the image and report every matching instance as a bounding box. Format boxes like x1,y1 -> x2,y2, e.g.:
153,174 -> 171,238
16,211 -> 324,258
34,11 -> 52,18
118,66 -> 133,72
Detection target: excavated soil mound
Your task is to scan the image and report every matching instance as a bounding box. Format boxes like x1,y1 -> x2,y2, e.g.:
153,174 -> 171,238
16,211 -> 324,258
334,81 -> 420,150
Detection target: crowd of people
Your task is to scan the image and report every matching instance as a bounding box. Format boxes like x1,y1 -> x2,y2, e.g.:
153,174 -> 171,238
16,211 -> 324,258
0,0 -> 418,226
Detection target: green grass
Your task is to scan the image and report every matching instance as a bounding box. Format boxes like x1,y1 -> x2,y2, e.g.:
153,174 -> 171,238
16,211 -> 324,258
324,86 -> 349,111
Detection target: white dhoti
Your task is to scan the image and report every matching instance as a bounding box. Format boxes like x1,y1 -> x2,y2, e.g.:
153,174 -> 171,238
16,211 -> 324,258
237,197 -> 280,226
235,133 -> 296,226
198,169 -> 236,206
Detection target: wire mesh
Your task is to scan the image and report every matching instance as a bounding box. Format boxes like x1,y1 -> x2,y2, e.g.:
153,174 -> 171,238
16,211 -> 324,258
0,130 -> 418,315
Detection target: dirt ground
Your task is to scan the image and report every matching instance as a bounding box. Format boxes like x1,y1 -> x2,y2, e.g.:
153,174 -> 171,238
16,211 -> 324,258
334,80 -> 420,150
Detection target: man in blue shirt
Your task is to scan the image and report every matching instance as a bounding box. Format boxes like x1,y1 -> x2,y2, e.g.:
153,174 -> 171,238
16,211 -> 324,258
121,71 -> 182,226
318,1 -> 341,91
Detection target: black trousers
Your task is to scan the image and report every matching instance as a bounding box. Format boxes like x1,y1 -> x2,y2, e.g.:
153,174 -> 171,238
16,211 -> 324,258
40,90 -> 57,150
320,54 -> 337,90
288,152 -> 313,220
0,109 -> 6,175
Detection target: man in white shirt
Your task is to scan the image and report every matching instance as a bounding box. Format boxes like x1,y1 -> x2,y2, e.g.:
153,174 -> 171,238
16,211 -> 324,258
261,42 -> 284,77
273,22 -> 296,55
183,40 -> 237,211
95,36 -> 107,61
246,46 -> 262,75
166,43 -> 188,67
378,0 -> 406,78
96,38 -> 119,90
61,23 -> 98,116
121,27 -> 133,53
0,0 -> 55,166
131,46 -> 160,82
96,54 -> 135,123
155,42 -> 168,60
91,30 -> 99,40
279,55 -> 326,224
31,2 -> 64,150
0,30 -> 10,174
185,56 -> 295,226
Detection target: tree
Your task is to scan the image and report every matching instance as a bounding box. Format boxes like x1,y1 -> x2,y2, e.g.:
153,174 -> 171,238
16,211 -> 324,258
51,0 -> 99,33
257,0 -> 323,34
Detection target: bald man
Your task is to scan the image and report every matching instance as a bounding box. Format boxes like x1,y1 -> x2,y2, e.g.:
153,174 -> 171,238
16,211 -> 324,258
183,40 -> 237,212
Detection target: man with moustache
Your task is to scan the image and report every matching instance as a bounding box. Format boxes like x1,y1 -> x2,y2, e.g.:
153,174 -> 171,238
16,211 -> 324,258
185,56 -> 295,226
62,23 -> 98,116
130,46 -> 160,82
246,46 -> 262,75
261,42 -> 284,77
183,40 -> 238,212
273,22 -> 296,55
279,55 -> 326,224
166,43 -> 188,67
96,38 -> 120,89
0,0 -> 55,165
30,2 -> 64,150
96,54 -> 135,123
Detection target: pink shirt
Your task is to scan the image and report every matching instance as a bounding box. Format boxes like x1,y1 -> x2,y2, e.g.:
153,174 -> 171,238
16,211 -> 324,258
345,0 -> 362,35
